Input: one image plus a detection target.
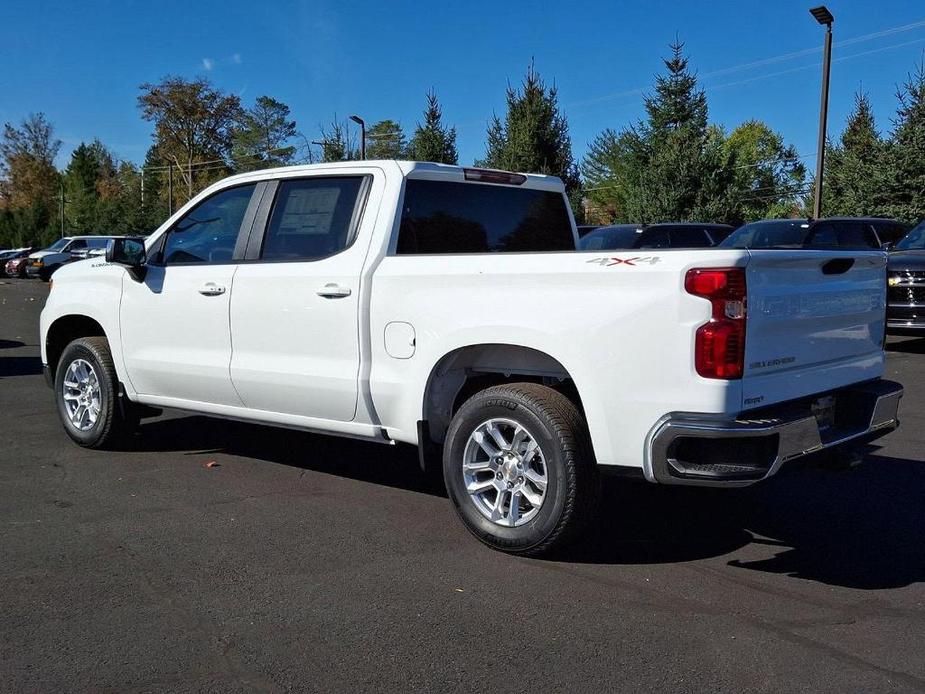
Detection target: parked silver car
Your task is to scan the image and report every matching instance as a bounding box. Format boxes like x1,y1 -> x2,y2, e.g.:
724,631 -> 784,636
26,236 -> 121,281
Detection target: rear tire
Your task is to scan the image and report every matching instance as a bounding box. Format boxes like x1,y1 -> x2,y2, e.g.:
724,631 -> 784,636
55,336 -> 133,449
443,383 -> 599,556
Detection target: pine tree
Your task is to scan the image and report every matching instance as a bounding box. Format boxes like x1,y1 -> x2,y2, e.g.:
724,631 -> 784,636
632,40 -> 718,221
63,143 -> 101,233
408,90 -> 458,164
583,41 -> 804,224
885,61 -> 925,223
823,92 -> 887,217
478,62 -> 579,193
644,40 -> 708,137
232,96 -> 299,171
582,40 -> 714,222
61,140 -> 119,234
365,120 -> 406,159
581,128 -> 647,223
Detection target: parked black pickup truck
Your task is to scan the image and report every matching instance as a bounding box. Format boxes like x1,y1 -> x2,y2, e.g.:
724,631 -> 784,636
888,221 -> 925,334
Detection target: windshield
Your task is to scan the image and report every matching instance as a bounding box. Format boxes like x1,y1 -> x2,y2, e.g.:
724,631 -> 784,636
720,220 -> 809,249
896,222 -> 925,250
578,225 -> 643,251
46,238 -> 71,251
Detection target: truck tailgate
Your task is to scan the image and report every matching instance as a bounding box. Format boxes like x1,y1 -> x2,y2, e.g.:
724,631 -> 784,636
742,250 -> 887,409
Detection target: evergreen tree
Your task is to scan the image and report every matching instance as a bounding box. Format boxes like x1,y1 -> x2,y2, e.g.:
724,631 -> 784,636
582,41 -> 804,224
137,145 -> 170,229
582,128 -> 642,223
62,140 -> 119,234
63,143 -> 100,233
365,120 -> 406,159
885,60 -> 925,223
478,62 -> 579,194
630,40 -> 720,222
232,95 -> 299,171
823,92 -> 887,217
408,90 -> 458,164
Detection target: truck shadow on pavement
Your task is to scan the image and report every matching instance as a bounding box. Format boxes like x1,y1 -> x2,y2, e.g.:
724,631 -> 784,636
565,449 -> 925,590
0,355 -> 43,377
131,414 -> 444,497
130,416 -> 924,589
886,337 -> 925,354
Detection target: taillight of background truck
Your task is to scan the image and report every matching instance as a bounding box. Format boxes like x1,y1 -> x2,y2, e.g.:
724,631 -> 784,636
685,267 -> 747,379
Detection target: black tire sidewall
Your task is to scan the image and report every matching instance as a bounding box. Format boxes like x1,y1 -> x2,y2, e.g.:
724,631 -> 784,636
55,341 -> 115,447
443,396 -> 571,553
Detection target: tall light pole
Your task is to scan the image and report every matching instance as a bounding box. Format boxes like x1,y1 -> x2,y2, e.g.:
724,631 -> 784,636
810,5 -> 834,220
350,115 -> 366,160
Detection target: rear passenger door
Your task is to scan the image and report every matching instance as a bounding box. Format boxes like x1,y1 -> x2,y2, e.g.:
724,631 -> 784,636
229,173 -> 376,422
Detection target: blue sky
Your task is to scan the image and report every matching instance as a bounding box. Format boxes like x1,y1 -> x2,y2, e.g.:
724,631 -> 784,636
2,0 -> 924,171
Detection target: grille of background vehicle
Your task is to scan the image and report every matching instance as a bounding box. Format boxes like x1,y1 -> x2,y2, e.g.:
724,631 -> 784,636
888,286 -> 925,306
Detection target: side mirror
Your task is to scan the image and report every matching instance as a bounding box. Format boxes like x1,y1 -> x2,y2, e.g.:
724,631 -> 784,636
882,241 -> 895,251
106,237 -> 147,280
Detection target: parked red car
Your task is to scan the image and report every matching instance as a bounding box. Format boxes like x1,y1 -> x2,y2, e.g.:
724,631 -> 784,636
3,248 -> 35,278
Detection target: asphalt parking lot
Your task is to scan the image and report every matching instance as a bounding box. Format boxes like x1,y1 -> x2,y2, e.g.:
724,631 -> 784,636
2,278 -> 924,693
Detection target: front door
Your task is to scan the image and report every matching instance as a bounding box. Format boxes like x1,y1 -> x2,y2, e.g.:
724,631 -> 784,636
120,183 -> 259,406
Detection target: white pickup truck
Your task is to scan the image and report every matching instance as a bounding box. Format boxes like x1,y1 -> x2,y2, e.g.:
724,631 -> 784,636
40,161 -> 903,555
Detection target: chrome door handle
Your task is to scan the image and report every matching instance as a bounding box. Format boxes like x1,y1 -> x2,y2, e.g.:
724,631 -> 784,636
198,282 -> 226,296
316,283 -> 352,298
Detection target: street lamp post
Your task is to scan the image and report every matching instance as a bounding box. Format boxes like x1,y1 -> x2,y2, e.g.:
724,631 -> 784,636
810,5 -> 834,220
350,115 -> 366,160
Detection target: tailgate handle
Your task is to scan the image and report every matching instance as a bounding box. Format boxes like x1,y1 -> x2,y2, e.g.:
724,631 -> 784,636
821,258 -> 855,275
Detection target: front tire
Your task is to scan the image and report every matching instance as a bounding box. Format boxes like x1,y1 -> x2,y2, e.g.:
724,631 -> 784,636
55,336 -> 133,448
443,383 -> 599,556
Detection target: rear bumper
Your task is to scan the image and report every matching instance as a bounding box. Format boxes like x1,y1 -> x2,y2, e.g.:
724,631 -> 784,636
646,379 -> 903,487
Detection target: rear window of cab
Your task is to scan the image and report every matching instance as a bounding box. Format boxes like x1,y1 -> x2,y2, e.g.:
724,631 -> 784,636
396,179 -> 574,254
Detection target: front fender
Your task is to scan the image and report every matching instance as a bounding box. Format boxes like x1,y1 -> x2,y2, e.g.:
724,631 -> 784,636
40,262 -> 132,396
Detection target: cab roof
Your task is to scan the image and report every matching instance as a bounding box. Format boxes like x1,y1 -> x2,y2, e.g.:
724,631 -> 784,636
214,160 -> 566,193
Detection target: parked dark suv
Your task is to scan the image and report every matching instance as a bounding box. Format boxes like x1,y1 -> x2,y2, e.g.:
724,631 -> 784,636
578,222 -> 732,250
887,221 -> 925,334
805,217 -> 910,249
722,217 -> 910,250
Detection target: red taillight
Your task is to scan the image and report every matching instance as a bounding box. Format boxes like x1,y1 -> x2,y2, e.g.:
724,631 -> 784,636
685,267 -> 747,379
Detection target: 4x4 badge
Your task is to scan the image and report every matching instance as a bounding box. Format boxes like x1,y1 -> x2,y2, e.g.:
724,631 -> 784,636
586,256 -> 661,267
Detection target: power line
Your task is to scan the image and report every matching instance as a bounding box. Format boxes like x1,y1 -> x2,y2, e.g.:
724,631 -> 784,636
568,17 -> 925,109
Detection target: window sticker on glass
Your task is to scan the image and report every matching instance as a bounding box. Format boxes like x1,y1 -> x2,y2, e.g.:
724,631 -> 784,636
275,187 -> 342,237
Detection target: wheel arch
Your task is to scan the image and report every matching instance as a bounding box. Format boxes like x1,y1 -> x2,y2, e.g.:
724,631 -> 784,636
45,314 -> 107,381
420,343 -> 587,448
